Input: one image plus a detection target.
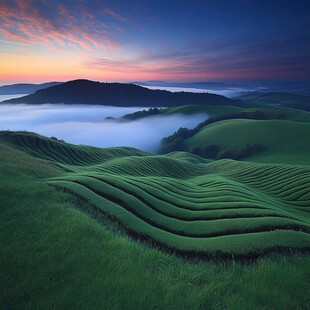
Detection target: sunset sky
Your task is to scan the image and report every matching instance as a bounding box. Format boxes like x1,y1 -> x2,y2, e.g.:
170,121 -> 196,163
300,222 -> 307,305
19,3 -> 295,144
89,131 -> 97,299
0,0 -> 309,84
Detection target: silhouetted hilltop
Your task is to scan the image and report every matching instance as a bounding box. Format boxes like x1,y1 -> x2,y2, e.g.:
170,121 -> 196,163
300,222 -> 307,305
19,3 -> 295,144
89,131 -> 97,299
2,79 -> 237,107
0,82 -> 62,95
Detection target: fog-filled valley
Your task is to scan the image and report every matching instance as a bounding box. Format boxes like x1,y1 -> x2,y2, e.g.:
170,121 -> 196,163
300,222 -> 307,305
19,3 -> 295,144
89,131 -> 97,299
0,102 -> 207,152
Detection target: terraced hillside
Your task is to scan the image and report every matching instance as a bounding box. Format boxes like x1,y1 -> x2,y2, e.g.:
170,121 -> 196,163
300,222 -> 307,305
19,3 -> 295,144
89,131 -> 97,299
2,131 -> 310,259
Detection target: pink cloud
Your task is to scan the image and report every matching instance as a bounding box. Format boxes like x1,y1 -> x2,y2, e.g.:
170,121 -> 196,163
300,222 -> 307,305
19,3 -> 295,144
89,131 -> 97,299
0,0 -> 126,52
83,48 -> 309,81
101,7 -> 133,25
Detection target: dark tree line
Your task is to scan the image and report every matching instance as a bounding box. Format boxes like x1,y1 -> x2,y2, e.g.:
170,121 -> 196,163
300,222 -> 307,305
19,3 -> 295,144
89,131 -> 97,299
123,108 -> 162,120
159,109 -> 273,159
161,109 -> 286,146
160,139 -> 265,160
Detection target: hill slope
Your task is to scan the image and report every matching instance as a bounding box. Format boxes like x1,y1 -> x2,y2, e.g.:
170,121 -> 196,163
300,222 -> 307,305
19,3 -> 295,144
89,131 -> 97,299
1,135 -> 309,309
0,82 -> 62,95
1,131 -> 309,259
159,106 -> 310,164
1,79 -> 236,107
239,92 -> 310,111
187,119 -> 310,165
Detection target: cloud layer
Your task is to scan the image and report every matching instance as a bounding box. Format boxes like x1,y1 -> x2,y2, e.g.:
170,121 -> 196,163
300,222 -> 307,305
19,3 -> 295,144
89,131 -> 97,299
0,0 -> 124,50
0,104 -> 207,152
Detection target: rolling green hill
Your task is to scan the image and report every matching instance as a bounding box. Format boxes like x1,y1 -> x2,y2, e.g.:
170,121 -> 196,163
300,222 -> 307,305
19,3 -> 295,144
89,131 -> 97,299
238,92 -> 310,111
159,106 -> 310,164
122,103 -> 310,121
162,104 -> 310,121
2,131 -> 309,259
188,119 -> 310,165
1,130 -> 310,309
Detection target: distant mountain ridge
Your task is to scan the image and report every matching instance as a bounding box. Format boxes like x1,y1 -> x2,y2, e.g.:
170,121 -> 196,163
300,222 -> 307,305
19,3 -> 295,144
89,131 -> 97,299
134,80 -> 243,90
0,82 -> 62,95
238,92 -> 310,112
134,80 -> 310,96
1,79 -> 237,107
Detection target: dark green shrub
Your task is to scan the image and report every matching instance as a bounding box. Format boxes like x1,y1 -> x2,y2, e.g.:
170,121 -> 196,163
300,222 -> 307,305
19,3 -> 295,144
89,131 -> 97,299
188,145 -> 201,156
50,136 -> 65,143
277,113 -> 287,119
216,149 -> 234,160
123,108 -> 162,120
201,144 -> 220,159
159,137 -> 186,153
216,143 -> 265,160
188,144 -> 220,159
160,109 -> 277,153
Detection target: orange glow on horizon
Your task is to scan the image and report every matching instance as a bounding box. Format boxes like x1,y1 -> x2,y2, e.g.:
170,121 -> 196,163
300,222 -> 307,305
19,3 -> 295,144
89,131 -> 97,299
1,1 -> 308,85
1,45 -> 305,85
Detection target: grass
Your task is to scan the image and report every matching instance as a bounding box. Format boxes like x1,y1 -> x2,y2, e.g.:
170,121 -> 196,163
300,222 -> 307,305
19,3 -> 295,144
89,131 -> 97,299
1,136 -> 310,309
187,119 -> 310,165
1,131 -> 309,259
162,105 -> 245,117
162,104 -> 310,121
159,105 -> 310,162
237,92 -> 310,111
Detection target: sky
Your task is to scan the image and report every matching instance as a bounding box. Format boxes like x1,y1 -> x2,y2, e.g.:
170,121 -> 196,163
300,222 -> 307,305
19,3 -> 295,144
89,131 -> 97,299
0,0 -> 309,84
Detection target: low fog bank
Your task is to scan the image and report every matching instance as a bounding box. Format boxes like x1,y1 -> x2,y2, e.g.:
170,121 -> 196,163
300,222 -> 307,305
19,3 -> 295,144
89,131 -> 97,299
0,104 -> 207,152
143,85 -> 258,98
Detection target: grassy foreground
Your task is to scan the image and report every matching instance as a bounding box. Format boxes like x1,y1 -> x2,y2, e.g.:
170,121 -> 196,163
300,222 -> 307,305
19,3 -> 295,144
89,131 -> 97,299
1,133 -> 310,309
5,131 -> 310,258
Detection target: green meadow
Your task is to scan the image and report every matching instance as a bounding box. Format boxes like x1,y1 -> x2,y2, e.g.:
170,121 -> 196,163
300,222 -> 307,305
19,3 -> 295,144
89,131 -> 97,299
160,105 -> 310,164
0,127 -> 309,309
188,119 -> 310,165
